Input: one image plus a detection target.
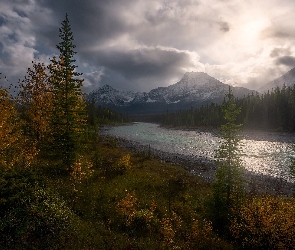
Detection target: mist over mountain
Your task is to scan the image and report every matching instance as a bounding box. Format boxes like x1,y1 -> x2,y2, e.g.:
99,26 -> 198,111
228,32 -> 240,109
88,72 -> 256,114
258,67 -> 295,93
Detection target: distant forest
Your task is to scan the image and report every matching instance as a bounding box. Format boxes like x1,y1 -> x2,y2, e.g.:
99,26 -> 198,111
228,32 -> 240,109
145,85 -> 295,132
87,101 -> 129,126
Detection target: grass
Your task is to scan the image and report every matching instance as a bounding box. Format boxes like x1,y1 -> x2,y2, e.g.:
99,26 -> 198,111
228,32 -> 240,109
39,135 -> 231,249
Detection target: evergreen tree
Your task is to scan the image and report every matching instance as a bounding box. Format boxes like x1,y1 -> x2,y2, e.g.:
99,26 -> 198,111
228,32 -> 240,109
209,86 -> 244,235
48,14 -> 86,170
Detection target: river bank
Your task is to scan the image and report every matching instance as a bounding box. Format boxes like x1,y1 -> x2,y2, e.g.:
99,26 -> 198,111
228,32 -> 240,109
108,135 -> 294,197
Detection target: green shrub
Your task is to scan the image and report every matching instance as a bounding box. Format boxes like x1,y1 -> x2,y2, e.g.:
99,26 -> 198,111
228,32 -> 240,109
0,167 -> 76,249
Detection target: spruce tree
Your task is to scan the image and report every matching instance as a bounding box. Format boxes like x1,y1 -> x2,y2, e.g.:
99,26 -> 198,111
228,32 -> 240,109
48,14 -> 86,170
209,86 -> 244,234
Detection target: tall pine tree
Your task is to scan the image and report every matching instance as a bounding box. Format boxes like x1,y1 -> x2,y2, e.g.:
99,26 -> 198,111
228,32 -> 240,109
209,86 -> 244,235
48,14 -> 86,170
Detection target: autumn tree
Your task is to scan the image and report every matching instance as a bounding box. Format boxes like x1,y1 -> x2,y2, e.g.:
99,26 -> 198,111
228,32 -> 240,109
18,61 -> 53,146
0,82 -> 37,168
0,87 -> 21,167
48,14 -> 86,169
209,86 -> 245,234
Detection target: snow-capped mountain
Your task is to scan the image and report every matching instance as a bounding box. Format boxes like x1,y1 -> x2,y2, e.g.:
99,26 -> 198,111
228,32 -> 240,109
88,84 -> 141,106
258,67 -> 295,93
148,72 -> 251,104
88,72 -> 255,114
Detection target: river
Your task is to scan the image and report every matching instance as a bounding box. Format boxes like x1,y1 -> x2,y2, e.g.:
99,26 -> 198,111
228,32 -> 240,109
102,122 -> 295,183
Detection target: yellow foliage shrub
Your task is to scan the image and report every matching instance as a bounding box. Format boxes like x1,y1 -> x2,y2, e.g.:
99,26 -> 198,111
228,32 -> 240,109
18,62 -> 53,142
70,156 -> 93,192
230,196 -> 295,249
0,88 -> 38,168
116,191 -> 138,226
117,154 -> 132,170
161,216 -> 175,246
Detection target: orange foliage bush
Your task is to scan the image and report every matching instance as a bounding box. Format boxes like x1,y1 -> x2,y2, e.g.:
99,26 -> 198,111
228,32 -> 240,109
0,87 -> 38,168
70,156 -> 93,194
18,61 -> 53,143
116,191 -> 138,226
230,196 -> 295,249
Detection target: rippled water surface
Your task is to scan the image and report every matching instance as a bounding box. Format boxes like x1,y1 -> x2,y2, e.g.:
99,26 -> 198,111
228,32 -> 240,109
103,122 -> 295,182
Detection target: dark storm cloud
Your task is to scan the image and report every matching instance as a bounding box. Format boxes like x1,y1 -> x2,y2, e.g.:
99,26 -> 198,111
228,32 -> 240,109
36,0 -> 208,53
270,48 -> 291,58
19,1 -> 172,90
276,56 -> 295,67
0,15 -> 6,26
37,0 -> 225,54
99,69 -> 134,91
28,0 -> 202,92
82,47 -> 196,91
219,21 -> 230,32
262,29 -> 294,39
94,48 -> 193,80
35,0 -> 135,48
261,21 -> 295,40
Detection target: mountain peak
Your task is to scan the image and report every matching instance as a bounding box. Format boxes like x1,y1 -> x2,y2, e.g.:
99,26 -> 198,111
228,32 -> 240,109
100,84 -> 115,91
178,71 -> 221,88
183,71 -> 209,78
183,72 -> 210,81
259,67 -> 295,93
289,67 -> 295,76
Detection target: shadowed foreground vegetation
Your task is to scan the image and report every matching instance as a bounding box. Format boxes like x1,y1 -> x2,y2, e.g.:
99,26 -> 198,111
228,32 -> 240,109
1,134 -> 295,249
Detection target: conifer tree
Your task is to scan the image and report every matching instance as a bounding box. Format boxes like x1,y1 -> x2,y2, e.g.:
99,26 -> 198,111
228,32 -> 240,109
48,14 -> 86,169
209,86 -> 244,234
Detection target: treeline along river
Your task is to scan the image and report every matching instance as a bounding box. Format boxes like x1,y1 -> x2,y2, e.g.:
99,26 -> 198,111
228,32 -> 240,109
102,122 -> 295,185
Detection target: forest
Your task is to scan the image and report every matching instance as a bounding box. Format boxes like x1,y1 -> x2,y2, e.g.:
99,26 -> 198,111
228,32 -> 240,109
0,14 -> 295,249
149,85 -> 295,132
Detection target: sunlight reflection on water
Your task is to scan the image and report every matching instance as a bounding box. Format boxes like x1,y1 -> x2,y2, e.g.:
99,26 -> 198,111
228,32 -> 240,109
104,122 -> 295,182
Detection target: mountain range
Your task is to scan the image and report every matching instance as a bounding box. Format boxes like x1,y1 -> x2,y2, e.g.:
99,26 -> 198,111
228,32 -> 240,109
88,69 -> 295,114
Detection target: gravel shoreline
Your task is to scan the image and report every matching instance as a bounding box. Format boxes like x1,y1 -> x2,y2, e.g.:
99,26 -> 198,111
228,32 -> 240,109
106,135 -> 294,197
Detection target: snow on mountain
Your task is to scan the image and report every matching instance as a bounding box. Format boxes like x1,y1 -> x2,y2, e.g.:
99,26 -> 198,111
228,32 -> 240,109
160,72 -> 227,102
258,67 -> 295,93
87,72 -> 255,113
88,84 -> 137,106
145,72 -> 253,104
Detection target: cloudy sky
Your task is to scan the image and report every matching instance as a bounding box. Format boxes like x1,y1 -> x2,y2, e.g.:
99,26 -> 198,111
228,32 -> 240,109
1,0 -> 295,93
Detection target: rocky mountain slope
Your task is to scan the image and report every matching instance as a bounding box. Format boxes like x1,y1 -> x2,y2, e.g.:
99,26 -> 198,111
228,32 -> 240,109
88,72 -> 255,114
258,67 -> 295,93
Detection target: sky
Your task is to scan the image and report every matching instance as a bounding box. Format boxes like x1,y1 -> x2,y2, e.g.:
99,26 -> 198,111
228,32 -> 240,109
1,0 -> 295,93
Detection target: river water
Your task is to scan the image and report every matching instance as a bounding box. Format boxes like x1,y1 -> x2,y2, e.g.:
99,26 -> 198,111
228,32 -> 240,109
103,122 -> 295,183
